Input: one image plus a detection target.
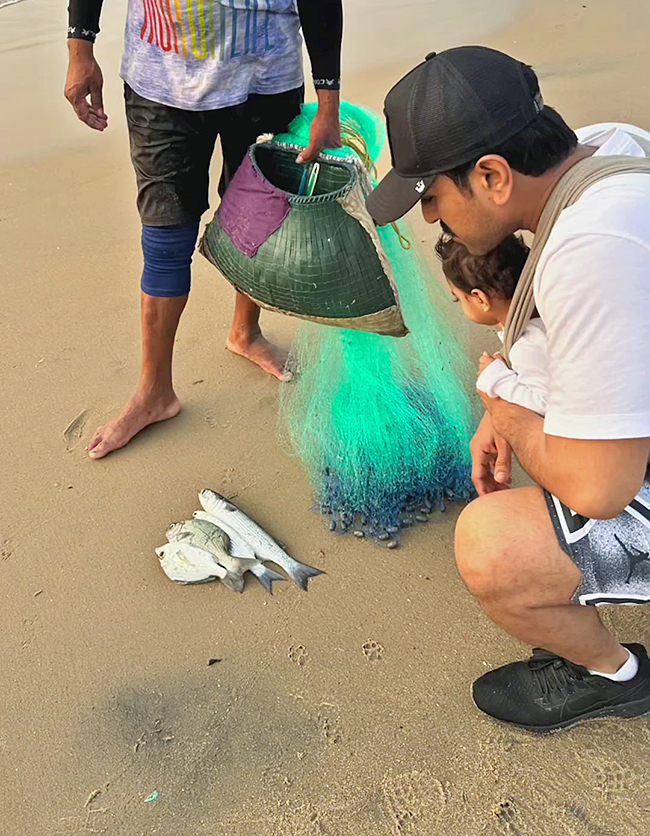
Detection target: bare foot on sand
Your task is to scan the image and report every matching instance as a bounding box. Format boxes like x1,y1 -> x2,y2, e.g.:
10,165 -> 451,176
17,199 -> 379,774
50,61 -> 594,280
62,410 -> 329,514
87,393 -> 181,459
226,332 -> 290,381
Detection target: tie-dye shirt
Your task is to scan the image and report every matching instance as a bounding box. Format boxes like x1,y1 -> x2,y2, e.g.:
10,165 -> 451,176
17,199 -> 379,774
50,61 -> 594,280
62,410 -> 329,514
119,0 -> 304,111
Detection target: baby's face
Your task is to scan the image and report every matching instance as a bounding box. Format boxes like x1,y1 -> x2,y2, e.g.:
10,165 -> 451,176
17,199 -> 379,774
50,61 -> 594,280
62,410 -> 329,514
447,281 -> 503,327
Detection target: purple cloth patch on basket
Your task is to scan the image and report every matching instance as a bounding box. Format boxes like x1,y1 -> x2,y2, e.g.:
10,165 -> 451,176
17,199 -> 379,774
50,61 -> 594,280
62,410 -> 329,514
217,151 -> 291,258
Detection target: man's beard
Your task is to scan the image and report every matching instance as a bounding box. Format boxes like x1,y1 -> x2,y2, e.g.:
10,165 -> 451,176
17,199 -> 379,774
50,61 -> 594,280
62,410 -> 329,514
440,220 -> 456,238
439,220 -> 511,256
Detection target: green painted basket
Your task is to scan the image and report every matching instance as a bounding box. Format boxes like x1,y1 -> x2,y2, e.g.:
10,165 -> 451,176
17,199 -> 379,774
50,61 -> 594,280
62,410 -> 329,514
199,141 -> 407,337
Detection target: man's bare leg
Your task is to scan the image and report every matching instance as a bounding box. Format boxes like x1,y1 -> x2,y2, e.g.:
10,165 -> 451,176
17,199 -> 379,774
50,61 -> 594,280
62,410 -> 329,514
455,486 -> 629,673
226,292 -> 289,381
88,293 -> 186,459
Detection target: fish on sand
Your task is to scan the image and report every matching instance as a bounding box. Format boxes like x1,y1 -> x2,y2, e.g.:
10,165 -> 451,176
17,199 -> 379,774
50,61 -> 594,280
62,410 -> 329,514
167,518 -> 260,593
192,511 -> 286,593
198,489 -> 324,591
156,542 -> 228,585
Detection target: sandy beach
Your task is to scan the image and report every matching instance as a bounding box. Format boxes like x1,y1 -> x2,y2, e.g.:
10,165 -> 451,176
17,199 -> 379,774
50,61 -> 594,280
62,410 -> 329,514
2,1 -> 650,833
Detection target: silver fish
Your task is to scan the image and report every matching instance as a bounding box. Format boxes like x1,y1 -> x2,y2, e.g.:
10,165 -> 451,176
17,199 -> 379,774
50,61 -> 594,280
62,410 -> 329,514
198,489 -> 324,591
167,518 -> 231,553
167,519 -> 263,593
191,512 -> 254,558
193,510 -> 286,593
156,542 -> 227,585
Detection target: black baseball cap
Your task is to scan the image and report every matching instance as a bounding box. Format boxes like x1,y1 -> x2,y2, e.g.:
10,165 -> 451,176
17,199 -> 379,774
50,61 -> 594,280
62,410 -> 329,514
366,46 -> 545,225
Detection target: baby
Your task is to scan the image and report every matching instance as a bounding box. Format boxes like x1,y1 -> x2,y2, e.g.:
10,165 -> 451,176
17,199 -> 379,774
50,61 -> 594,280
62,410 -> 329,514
435,234 -> 548,416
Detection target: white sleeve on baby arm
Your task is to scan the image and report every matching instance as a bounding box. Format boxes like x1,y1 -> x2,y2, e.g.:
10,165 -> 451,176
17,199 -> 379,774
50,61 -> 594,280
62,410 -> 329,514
477,357 -> 548,416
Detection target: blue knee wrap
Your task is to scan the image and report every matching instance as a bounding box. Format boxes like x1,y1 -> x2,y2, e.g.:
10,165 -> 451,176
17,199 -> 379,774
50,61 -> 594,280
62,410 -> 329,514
141,222 -> 200,297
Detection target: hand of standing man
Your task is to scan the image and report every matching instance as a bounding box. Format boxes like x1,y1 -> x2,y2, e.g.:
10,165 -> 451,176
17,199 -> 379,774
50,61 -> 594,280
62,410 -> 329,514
64,1 -> 107,131
296,0 -> 343,163
65,40 -> 107,131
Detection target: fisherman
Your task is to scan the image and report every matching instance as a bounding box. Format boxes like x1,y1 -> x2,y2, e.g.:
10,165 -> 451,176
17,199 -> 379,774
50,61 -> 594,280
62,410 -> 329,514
368,47 -> 650,731
64,0 -> 342,459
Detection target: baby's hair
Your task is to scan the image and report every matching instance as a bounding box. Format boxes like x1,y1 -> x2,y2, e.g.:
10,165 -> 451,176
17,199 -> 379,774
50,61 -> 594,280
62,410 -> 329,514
435,234 -> 530,300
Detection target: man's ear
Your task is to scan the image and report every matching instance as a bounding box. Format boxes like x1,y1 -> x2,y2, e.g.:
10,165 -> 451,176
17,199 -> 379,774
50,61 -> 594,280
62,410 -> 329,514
473,155 -> 513,206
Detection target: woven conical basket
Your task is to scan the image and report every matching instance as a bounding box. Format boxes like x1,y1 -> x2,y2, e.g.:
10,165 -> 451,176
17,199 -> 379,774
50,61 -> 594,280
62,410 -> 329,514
199,142 -> 407,337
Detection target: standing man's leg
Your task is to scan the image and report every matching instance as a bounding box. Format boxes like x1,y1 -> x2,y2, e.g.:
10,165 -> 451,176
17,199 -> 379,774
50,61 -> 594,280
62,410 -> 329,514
217,88 -> 304,381
88,86 -> 217,459
455,487 -> 650,730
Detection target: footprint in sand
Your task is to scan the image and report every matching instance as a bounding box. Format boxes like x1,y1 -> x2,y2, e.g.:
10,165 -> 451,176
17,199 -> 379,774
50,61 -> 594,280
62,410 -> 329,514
362,640 -> 384,661
563,803 -> 621,836
289,645 -> 308,666
319,714 -> 341,745
62,409 -> 88,450
494,800 -> 523,836
593,760 -> 629,801
381,770 -> 448,833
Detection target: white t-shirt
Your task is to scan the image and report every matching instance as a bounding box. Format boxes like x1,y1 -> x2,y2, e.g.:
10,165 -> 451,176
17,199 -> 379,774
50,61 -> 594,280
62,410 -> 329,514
477,320 -> 548,416
535,123 -> 650,440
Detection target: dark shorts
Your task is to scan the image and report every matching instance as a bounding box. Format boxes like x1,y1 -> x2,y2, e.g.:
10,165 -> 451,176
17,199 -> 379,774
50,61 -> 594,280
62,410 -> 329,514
124,83 -> 303,227
546,475 -> 650,606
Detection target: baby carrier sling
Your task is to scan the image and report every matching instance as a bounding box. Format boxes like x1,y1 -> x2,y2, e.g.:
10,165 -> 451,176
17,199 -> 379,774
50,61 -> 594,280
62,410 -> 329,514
502,150 -> 650,365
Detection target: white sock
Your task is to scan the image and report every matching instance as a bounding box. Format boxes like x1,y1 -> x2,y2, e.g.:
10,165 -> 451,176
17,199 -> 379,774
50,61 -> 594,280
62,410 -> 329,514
588,649 -> 639,682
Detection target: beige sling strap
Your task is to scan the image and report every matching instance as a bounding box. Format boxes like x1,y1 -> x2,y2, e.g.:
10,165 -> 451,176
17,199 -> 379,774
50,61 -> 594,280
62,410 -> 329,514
502,153 -> 650,365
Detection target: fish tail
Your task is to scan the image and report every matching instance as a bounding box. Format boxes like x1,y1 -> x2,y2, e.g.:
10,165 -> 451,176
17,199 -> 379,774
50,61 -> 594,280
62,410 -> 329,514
221,571 -> 245,593
251,564 -> 286,593
288,562 -> 325,591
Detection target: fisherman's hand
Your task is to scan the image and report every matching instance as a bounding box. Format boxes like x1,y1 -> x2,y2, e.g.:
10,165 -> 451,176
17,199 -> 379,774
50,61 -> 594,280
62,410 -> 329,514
470,411 -> 512,496
297,90 -> 341,163
65,39 -> 108,132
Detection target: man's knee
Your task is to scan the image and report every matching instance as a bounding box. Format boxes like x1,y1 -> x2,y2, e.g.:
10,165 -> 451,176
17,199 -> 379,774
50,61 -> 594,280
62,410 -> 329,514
455,487 -> 578,604
141,222 -> 200,298
455,493 -> 514,600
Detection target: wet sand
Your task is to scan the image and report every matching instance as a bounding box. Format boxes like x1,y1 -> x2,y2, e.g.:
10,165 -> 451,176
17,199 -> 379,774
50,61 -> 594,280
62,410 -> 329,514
2,1 -> 650,833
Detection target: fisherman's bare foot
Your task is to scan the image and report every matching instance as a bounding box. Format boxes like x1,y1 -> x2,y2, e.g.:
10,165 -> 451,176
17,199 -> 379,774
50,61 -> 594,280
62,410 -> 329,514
87,393 -> 181,459
226,332 -> 290,381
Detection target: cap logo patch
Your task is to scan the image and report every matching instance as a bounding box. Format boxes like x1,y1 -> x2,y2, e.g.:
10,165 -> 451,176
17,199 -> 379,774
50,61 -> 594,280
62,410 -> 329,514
415,180 -> 426,194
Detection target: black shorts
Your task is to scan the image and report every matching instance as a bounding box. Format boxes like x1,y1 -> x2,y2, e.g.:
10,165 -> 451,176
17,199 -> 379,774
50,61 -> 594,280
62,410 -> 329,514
124,83 -> 303,227
546,475 -> 650,606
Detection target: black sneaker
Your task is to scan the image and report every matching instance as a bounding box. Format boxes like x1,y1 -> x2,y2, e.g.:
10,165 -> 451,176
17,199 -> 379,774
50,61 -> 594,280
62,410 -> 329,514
473,643 -> 650,732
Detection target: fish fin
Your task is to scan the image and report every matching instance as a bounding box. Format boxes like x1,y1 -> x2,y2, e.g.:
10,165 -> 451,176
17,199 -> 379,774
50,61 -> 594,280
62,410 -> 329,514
237,557 -> 261,573
229,543 -> 256,560
251,565 -> 287,594
290,563 -> 326,592
180,575 -> 221,586
220,572 -> 245,593
167,530 -> 190,543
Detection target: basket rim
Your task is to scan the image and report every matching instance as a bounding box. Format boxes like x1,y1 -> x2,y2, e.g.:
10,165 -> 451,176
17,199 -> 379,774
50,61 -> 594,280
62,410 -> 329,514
250,141 -> 358,205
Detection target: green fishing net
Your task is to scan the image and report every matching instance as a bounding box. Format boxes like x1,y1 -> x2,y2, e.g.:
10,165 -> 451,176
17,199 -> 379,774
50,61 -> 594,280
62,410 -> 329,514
275,103 -> 477,538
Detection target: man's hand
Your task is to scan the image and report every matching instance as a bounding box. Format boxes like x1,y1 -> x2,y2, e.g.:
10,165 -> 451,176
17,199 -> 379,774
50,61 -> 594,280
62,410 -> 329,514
65,39 -> 108,132
487,396 -> 650,519
477,385 -> 501,414
297,90 -> 341,163
470,411 -> 512,496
